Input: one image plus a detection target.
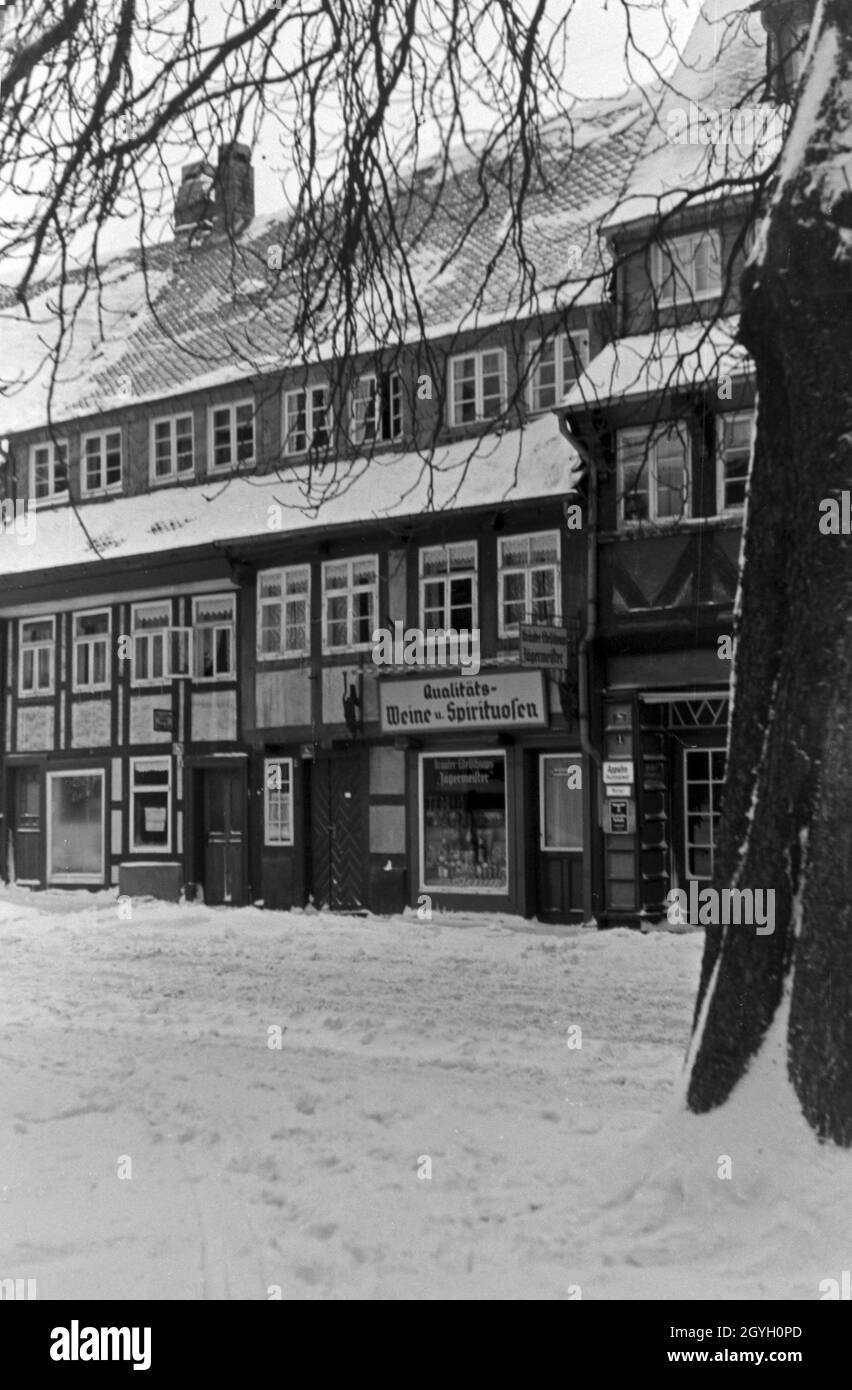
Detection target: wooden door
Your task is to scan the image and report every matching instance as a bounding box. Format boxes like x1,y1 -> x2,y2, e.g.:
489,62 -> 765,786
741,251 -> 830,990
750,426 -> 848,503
201,769 -> 246,906
534,752 -> 584,922
13,766 -> 42,884
310,750 -> 366,911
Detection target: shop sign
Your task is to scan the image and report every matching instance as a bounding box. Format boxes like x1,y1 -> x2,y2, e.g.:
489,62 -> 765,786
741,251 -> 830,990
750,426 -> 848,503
605,783 -> 631,797
604,799 -> 635,834
380,671 -> 547,733
519,624 -> 570,670
153,709 -> 174,732
603,759 -> 634,784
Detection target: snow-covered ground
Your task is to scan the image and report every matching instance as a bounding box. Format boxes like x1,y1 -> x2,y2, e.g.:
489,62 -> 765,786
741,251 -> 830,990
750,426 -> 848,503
0,888 -> 849,1300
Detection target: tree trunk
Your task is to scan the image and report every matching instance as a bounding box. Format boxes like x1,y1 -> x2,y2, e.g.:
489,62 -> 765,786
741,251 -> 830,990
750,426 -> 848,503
686,1 -> 852,1145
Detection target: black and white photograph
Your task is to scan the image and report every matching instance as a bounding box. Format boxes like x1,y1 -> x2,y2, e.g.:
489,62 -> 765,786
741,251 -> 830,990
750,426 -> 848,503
0,0 -> 850,1334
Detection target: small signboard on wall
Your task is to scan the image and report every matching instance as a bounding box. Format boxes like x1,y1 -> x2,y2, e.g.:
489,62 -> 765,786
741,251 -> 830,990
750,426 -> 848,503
604,799 -> 635,834
153,709 -> 174,733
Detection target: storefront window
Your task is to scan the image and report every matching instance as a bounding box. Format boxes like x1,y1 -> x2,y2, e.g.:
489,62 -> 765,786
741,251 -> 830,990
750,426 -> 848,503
421,752 -> 507,893
131,758 -> 171,852
540,754 -> 583,850
47,771 -> 104,882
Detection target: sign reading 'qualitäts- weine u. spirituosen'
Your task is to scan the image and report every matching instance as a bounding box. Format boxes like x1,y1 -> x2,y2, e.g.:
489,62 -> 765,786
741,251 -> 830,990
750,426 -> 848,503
379,671 -> 548,733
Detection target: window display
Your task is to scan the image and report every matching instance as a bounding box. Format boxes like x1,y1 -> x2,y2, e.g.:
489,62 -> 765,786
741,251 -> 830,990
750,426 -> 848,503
421,752 -> 507,893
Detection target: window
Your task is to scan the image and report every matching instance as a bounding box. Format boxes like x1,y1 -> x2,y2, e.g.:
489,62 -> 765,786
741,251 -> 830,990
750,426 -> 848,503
193,594 -> 236,679
498,532 -> 560,636
151,413 -> 194,481
73,609 -> 110,692
350,372 -> 402,445
209,400 -> 255,471
81,430 -> 122,494
283,385 -> 332,455
420,753 -> 508,893
540,754 -> 583,851
257,565 -> 310,659
131,602 -> 190,685
448,349 -> 507,426
47,770 -> 105,883
322,556 -> 378,651
130,757 -> 171,852
652,230 -> 723,305
684,748 -> 726,880
527,332 -> 591,411
264,758 -> 294,845
30,441 -> 68,501
717,412 -> 752,514
617,424 -> 691,524
19,617 -> 55,696
419,543 -> 477,632
768,12 -> 809,102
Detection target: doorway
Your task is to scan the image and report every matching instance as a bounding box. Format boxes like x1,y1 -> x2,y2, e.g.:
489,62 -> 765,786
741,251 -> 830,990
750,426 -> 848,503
534,752 -> 584,922
309,749 -> 367,911
198,766 -> 246,906
11,765 -> 42,885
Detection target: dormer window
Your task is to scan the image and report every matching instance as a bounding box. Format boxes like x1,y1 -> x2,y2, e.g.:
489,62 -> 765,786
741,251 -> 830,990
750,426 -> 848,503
762,1 -> 812,103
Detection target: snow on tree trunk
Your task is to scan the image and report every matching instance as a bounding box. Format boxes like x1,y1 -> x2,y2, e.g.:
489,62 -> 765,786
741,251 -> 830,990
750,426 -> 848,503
686,1 -> 852,1145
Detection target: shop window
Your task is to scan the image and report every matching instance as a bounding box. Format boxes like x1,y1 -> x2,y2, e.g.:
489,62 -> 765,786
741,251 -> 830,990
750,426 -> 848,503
684,748 -> 726,880
130,757 -> 171,852
617,423 -> 691,524
540,754 -> 583,850
257,565 -> 310,658
47,770 -> 105,883
193,594 -> 236,679
20,616 -> 55,696
419,543 -> 477,632
527,332 -> 590,411
322,556 -> 378,651
421,752 -> 508,893
498,531 -> 560,635
264,758 -> 294,845
717,412 -> 752,513
73,609 -> 111,692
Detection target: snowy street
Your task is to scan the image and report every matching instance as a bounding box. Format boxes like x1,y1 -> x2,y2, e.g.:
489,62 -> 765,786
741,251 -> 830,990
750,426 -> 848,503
2,892 -> 849,1301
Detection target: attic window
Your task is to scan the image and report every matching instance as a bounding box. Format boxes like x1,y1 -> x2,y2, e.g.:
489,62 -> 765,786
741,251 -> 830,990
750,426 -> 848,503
765,4 -> 811,103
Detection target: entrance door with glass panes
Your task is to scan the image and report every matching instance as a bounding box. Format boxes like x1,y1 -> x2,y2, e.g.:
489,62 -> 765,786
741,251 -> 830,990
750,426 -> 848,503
679,745 -> 726,884
535,752 -> 584,922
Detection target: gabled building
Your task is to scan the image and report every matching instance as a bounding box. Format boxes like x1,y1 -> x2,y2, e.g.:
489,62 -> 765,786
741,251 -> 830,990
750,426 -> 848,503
0,94 -> 648,920
564,0 -> 804,924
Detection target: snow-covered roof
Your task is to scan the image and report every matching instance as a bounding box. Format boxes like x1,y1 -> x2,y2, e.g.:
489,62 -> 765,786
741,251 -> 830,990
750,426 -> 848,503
0,412 -> 580,581
564,317 -> 753,409
603,0 -> 778,232
0,93 -> 649,437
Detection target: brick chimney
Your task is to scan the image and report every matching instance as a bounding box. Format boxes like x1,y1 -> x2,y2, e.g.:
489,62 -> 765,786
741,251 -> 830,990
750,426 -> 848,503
758,0 -> 815,103
174,143 -> 254,235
